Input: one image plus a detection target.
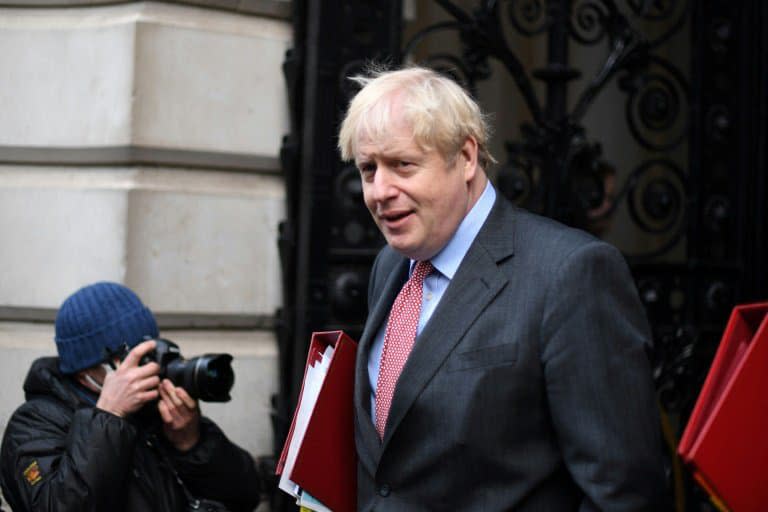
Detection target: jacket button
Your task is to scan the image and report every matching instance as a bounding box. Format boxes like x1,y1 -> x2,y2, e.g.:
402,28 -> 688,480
378,484 -> 390,497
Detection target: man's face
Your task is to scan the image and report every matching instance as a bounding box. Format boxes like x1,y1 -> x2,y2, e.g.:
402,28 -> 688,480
354,109 -> 478,261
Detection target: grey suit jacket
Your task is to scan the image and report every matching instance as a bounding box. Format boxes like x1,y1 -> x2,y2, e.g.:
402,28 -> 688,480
353,195 -> 667,511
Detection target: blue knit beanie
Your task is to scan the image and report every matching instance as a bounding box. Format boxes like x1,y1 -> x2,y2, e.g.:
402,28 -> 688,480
55,282 -> 159,374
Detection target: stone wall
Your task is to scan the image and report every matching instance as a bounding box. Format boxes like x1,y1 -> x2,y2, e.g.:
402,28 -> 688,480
0,0 -> 291,464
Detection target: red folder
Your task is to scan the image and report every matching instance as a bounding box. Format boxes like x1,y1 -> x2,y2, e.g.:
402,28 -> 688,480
276,331 -> 358,512
678,302 -> 768,512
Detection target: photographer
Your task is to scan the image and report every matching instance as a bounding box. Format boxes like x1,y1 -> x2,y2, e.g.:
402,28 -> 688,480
0,282 -> 262,512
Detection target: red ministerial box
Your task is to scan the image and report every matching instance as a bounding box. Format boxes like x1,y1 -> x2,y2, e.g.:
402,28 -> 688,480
678,302 -> 768,512
276,331 -> 358,512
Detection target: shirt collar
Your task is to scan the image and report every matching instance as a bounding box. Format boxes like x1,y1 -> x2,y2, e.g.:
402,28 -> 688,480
411,180 -> 496,279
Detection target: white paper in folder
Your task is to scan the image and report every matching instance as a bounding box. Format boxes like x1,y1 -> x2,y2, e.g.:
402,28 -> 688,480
277,345 -> 336,497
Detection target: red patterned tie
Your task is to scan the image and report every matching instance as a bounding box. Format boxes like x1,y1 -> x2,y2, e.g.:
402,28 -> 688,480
375,260 -> 433,439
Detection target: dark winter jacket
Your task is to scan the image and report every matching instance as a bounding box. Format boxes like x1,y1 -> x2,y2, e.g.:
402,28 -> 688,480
0,357 -> 261,512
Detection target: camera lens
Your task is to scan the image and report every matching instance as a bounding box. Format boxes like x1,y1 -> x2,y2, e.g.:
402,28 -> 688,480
166,354 -> 234,402
197,354 -> 234,401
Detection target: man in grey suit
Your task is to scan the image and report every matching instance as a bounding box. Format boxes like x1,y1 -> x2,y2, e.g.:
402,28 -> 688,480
337,66 -> 666,511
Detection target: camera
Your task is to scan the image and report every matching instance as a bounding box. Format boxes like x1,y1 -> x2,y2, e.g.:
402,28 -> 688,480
114,338 -> 235,402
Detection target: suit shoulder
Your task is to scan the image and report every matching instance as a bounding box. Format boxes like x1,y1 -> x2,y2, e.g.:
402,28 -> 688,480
515,207 -> 605,250
506,206 -> 625,272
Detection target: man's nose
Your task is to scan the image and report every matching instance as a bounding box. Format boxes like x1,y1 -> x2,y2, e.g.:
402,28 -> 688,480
369,167 -> 398,202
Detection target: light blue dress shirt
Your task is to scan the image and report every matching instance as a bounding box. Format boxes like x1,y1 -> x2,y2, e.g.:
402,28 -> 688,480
368,181 -> 497,421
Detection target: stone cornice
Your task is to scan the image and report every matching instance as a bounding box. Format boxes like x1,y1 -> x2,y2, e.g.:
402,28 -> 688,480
0,307 -> 277,328
0,145 -> 281,173
0,0 -> 290,19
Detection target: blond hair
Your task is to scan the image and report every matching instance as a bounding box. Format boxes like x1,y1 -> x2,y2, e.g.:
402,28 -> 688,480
338,66 -> 495,169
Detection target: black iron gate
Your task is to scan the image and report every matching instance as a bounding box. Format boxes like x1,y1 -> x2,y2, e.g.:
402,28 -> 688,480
273,1 -> 767,510
268,1 -> 402,509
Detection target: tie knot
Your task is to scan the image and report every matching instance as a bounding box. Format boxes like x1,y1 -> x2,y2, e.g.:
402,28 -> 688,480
412,260 -> 433,283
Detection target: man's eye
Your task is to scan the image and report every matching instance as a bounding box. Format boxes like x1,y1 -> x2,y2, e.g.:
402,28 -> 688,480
398,161 -> 412,167
358,164 -> 375,181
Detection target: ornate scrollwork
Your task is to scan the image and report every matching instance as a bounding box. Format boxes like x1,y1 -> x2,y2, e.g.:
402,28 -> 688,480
629,0 -> 689,48
628,0 -> 680,21
620,56 -> 688,151
497,140 -> 543,208
651,324 -> 698,412
404,1 -> 546,123
567,0 -> 688,48
506,0 -> 550,36
627,161 -> 684,233
403,0 -> 689,251
569,0 -> 612,44
621,158 -> 687,260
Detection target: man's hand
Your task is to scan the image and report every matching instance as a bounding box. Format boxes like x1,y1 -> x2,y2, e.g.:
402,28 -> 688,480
96,340 -> 161,417
158,379 -> 201,452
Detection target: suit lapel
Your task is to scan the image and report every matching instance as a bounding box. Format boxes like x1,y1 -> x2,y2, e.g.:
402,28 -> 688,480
354,254 -> 409,471
381,197 -> 517,449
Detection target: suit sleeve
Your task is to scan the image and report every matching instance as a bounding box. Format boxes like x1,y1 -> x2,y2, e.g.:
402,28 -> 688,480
168,417 -> 261,512
1,405 -> 137,512
539,241 -> 666,511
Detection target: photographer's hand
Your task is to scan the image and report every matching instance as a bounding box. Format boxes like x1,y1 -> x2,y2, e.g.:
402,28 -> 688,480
158,379 -> 200,452
96,340 -> 161,417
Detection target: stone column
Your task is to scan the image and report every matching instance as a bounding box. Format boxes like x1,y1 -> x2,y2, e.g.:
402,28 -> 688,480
0,0 -> 291,460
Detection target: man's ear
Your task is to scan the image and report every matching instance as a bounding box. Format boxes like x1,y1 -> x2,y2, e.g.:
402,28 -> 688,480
460,136 -> 479,182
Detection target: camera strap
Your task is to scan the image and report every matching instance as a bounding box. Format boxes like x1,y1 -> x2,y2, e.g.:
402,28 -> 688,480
145,434 -> 231,512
